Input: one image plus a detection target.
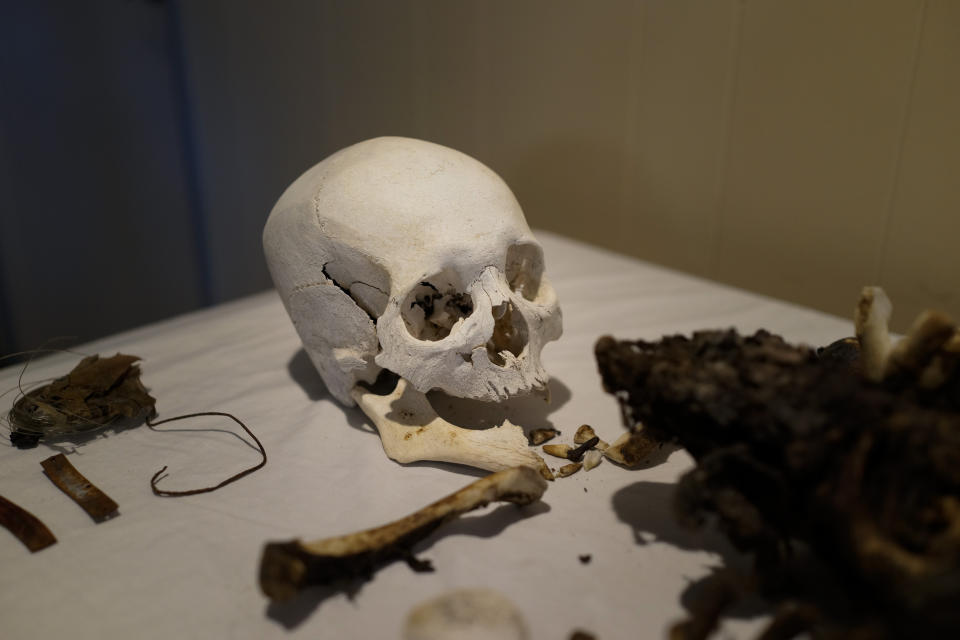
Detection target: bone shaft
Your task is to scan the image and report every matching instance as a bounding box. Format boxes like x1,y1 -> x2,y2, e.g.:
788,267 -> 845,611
258,466 -> 547,601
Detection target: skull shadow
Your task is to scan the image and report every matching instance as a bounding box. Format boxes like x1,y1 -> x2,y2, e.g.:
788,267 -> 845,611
287,348 -> 332,402
287,347 -> 573,476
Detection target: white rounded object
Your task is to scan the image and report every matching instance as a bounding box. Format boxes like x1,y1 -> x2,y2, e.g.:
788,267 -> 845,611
403,588 -> 530,640
263,137 -> 562,405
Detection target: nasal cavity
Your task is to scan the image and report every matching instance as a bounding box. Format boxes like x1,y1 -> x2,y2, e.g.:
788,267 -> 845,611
401,280 -> 474,341
486,302 -> 527,366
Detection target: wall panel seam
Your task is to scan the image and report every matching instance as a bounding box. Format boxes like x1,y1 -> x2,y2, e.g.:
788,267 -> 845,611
711,0 -> 747,274
617,0 -> 645,240
875,0 -> 928,286
168,0 -> 213,307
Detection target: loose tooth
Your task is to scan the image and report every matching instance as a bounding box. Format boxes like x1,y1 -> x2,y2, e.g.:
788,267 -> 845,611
583,449 -> 603,471
542,444 -> 571,459
557,462 -> 582,477
574,424 -> 608,450
528,428 -> 560,446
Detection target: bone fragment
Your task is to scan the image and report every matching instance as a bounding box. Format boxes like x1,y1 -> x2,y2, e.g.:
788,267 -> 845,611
528,428 -> 559,446
603,429 -> 660,468
574,425 -> 608,450
886,309 -> 957,384
855,286 -> 894,381
259,466 -> 547,602
582,449 -> 603,471
918,330 -> 960,390
352,378 -> 551,478
557,462 -> 582,477
542,444 -> 571,459
404,588 -> 530,640
855,286 -> 959,387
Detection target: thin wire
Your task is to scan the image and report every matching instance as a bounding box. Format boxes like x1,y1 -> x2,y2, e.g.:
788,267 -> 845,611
147,411 -> 267,497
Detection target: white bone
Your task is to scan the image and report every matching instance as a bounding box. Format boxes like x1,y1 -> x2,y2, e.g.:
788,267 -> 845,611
259,466 -> 547,602
404,588 -> 530,640
263,137 -> 562,406
351,378 -> 551,478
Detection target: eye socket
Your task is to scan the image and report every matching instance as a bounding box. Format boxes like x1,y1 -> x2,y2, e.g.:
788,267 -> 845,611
401,271 -> 474,341
505,243 -> 544,302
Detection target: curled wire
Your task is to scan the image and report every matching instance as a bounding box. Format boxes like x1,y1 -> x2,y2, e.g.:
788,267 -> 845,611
147,411 -> 267,497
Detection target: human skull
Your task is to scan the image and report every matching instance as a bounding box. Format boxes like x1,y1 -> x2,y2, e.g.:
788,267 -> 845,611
263,137 -> 562,406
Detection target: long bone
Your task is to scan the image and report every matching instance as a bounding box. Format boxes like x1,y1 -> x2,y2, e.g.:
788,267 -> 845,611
259,465 -> 548,602
351,378 -> 552,479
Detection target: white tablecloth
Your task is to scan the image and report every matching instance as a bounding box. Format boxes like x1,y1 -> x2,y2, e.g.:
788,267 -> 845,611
0,232 -> 853,639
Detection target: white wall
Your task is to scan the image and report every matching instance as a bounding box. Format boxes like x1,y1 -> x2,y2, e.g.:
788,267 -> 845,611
3,1 -> 956,355
179,0 -> 960,332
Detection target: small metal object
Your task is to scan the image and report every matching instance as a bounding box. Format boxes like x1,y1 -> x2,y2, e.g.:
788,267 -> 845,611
528,428 -> 559,446
0,494 -> 57,552
41,454 -> 119,522
574,424 -> 608,450
566,436 -> 599,463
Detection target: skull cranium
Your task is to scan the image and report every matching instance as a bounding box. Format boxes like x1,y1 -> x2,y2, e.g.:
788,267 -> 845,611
263,137 -> 562,407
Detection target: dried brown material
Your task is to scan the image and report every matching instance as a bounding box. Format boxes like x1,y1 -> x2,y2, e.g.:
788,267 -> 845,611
0,494 -> 57,552
569,631 -> 597,640
528,428 -> 559,445
596,325 -> 960,637
259,466 -> 548,602
40,453 -> 118,522
9,353 -> 156,447
557,462 -> 582,477
602,430 -> 660,468
542,444 -> 571,459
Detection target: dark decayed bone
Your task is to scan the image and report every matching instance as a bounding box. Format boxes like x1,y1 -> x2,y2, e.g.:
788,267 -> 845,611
259,466 -> 548,602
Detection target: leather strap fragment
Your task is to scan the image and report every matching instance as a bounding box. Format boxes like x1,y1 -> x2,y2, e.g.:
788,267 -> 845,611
41,454 -> 119,522
0,494 -> 57,552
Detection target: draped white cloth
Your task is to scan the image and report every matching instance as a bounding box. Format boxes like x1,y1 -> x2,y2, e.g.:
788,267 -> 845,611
0,232 -> 852,639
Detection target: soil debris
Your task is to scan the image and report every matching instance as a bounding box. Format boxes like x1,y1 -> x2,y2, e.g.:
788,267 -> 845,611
596,311 -> 960,637
8,353 -> 156,447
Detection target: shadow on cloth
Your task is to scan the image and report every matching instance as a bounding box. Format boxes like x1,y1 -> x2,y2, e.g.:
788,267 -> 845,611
286,347 -> 571,435
286,349 -> 332,402
265,500 -> 550,629
287,347 -> 573,479
611,480 -> 767,622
